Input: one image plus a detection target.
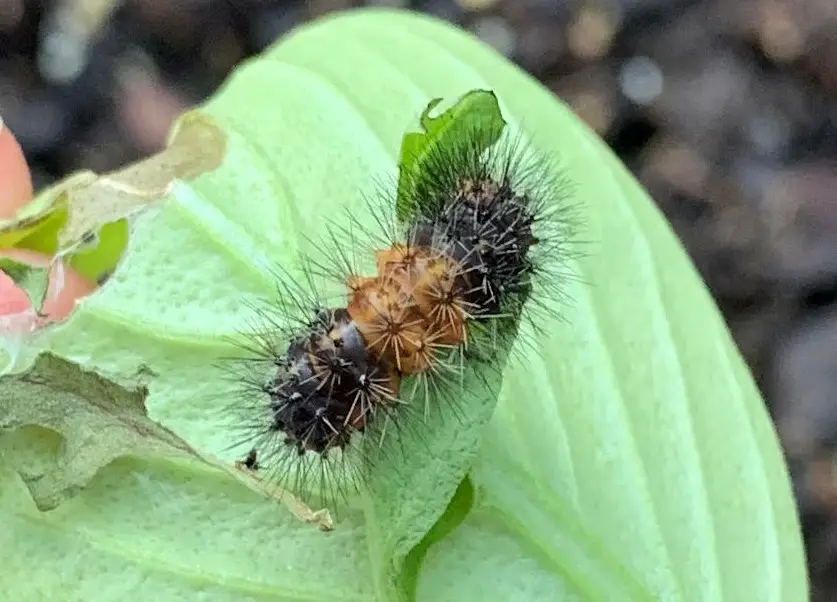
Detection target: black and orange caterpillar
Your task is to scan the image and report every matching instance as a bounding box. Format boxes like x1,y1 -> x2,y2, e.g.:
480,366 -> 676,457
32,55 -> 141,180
225,101 -> 578,508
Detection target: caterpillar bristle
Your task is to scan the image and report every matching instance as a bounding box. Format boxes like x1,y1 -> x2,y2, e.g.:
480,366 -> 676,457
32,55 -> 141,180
216,106 -> 582,515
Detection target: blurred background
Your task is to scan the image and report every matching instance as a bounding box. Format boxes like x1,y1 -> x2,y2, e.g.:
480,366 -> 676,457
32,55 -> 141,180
1,0 -> 835,597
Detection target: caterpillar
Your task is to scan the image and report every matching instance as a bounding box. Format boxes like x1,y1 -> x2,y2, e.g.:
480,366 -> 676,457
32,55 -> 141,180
221,91 -> 580,515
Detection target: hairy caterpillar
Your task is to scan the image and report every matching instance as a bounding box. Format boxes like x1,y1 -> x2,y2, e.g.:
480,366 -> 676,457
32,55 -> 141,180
220,91 -> 580,516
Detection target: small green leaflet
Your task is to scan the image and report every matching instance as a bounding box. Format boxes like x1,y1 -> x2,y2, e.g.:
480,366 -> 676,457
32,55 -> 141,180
395,89 -> 505,222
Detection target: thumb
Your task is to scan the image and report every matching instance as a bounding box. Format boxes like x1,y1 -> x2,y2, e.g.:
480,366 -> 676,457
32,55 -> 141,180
0,116 -> 34,217
0,119 -> 96,323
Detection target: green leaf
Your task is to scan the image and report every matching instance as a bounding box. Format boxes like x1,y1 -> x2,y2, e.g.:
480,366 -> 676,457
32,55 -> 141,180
0,114 -> 225,285
0,7 -> 807,602
395,89 -> 505,221
66,219 -> 130,284
0,353 -> 198,510
0,257 -> 49,313
13,216 -> 130,284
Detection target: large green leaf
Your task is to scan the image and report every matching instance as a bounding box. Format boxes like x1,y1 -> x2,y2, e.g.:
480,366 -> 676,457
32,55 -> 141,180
0,7 -> 806,602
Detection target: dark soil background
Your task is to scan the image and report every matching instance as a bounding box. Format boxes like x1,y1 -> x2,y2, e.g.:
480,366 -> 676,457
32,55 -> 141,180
1,0 -> 835,597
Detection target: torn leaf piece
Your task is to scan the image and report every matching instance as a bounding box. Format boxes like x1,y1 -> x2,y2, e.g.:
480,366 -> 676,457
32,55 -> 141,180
0,174 -> 90,248
0,113 -> 225,290
10,210 -> 129,286
0,248 -> 96,324
0,257 -> 49,315
395,89 -> 506,222
0,353 -> 199,511
56,112 -> 226,250
0,353 -> 334,529
221,456 -> 334,531
66,219 -> 129,283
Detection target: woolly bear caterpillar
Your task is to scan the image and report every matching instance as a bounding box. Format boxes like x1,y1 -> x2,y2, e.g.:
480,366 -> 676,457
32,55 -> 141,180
218,90 -> 581,524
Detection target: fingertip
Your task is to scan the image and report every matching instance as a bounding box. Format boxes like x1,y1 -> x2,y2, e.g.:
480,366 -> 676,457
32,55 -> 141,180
0,124 -> 95,327
0,120 -> 34,218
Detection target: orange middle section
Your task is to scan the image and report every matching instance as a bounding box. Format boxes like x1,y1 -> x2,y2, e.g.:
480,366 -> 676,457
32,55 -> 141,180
346,244 -> 468,375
